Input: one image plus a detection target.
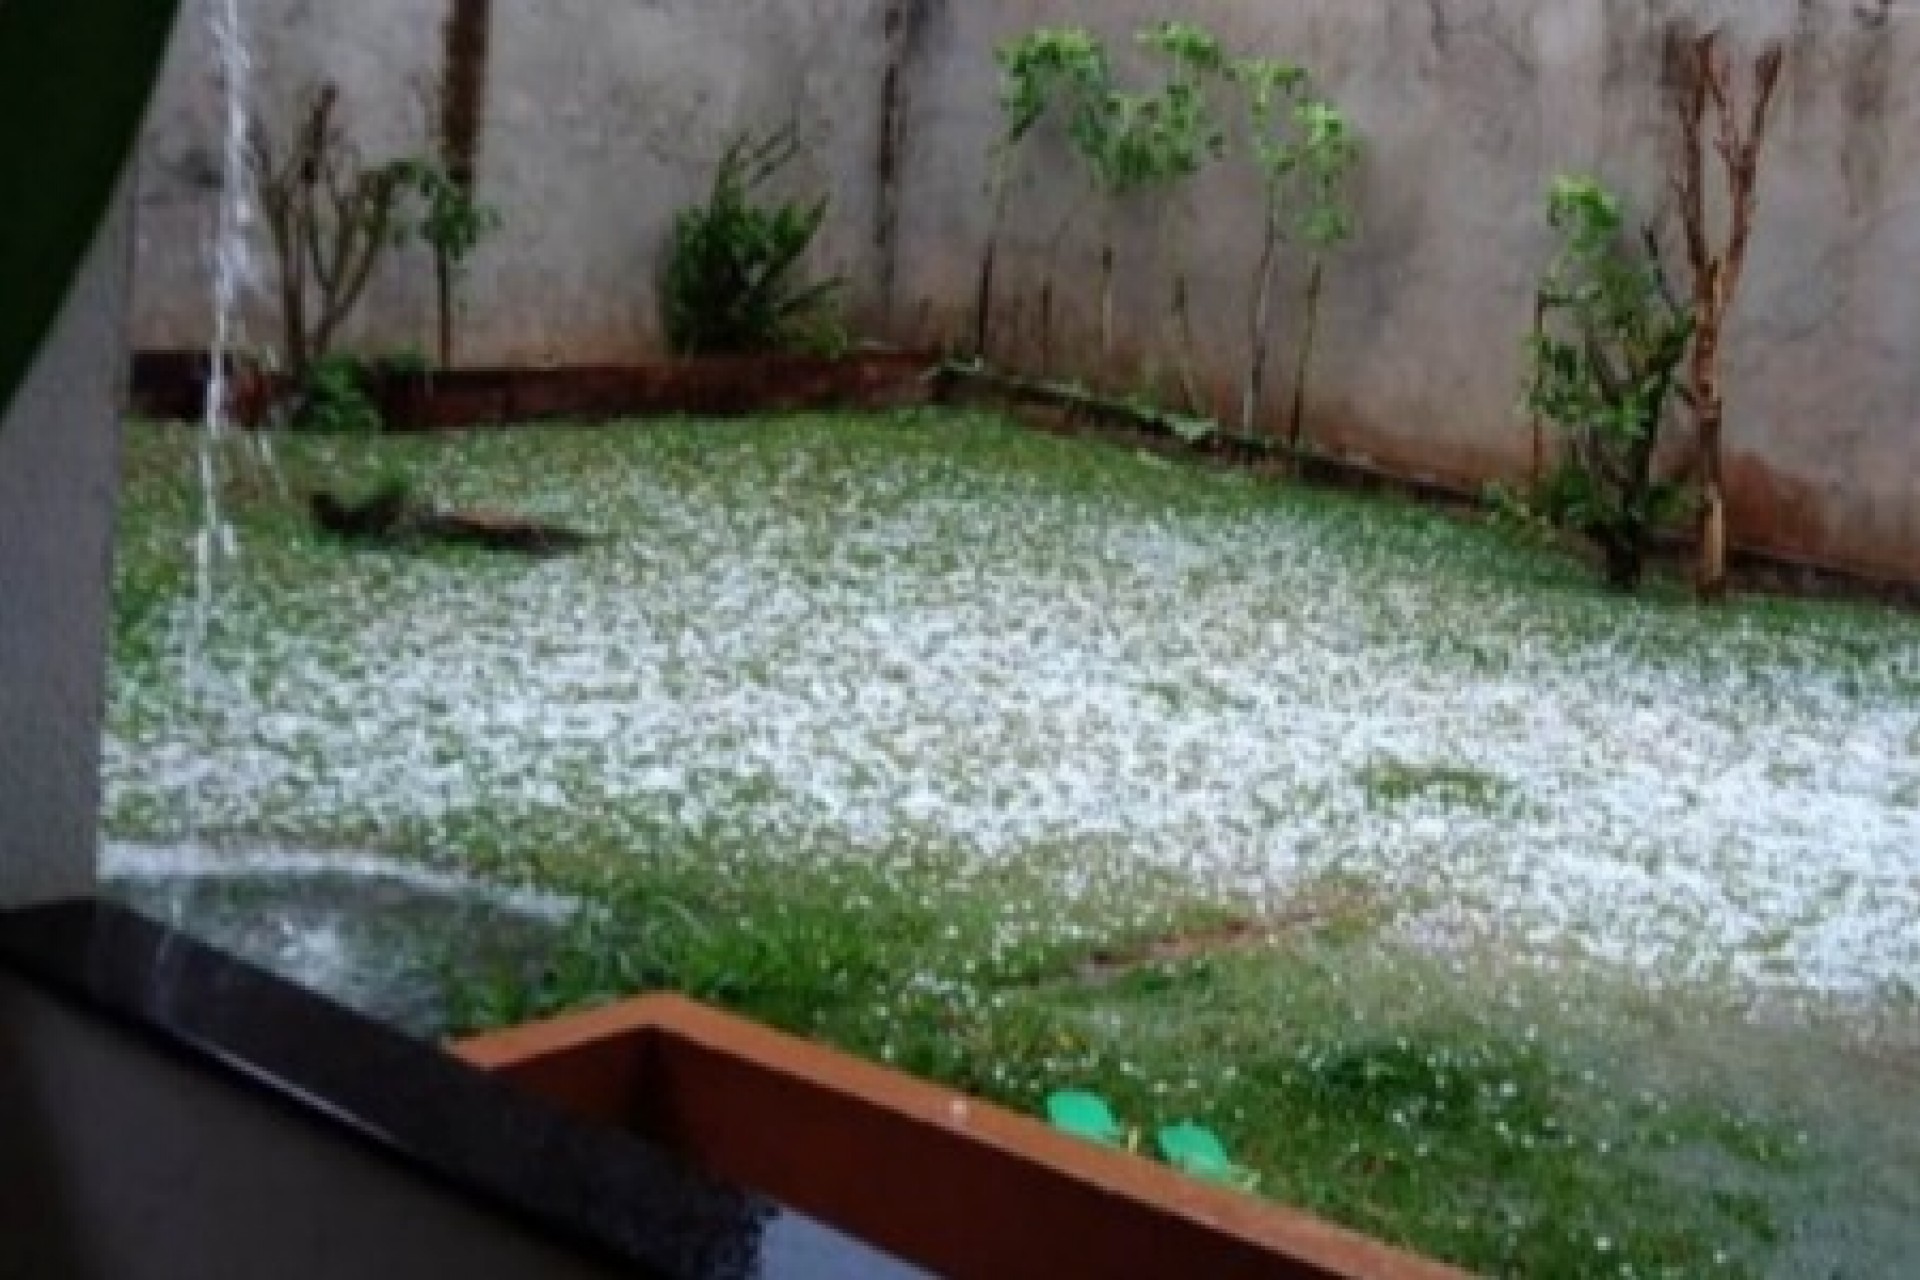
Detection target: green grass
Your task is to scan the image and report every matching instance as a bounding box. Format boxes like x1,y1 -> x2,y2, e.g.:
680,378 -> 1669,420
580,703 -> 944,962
1357,758 -> 1517,812
442,839 -> 1797,1278
110,412 -> 1920,1278
113,410 -> 1917,707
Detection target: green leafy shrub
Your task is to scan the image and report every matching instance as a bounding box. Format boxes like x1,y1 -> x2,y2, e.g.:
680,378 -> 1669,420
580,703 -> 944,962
661,127 -> 845,356
996,26 -> 1111,149
290,353 -> 383,434
1521,176 -> 1693,591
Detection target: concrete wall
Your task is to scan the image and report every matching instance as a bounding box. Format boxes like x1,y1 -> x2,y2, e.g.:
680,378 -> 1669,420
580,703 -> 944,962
135,0 -> 455,357
130,0 -> 1920,579
892,0 -> 1920,581
0,971 -> 630,1279
134,0 -> 895,365
0,181 -> 130,908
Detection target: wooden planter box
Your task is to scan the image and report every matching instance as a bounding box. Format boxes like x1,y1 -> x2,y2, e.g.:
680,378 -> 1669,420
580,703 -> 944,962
130,351 -> 936,431
381,353 -> 935,431
454,995 -> 1463,1280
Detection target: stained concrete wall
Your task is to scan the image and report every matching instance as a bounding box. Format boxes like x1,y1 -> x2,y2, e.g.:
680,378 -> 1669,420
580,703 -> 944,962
130,0 -> 1920,579
133,0 -> 895,365
0,181 -> 130,908
134,0 -> 455,357
891,0 -> 1920,581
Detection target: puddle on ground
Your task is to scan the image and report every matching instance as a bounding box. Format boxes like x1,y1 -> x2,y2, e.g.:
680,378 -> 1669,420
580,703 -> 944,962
1611,1005 -> 1920,1279
103,847 -> 570,1039
1448,949 -> 1920,1279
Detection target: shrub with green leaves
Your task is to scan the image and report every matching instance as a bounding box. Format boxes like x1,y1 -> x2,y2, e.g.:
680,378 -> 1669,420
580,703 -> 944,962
995,26 -> 1111,156
1522,176 -> 1693,591
290,353 -> 383,434
661,128 -> 845,356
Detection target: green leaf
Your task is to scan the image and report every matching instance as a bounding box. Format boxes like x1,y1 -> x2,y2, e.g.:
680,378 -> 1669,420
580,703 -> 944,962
1045,1090 -> 1125,1146
1155,1122 -> 1260,1190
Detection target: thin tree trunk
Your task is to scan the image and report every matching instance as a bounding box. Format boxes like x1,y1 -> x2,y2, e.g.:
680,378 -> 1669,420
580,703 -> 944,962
1156,200 -> 1202,416
1673,31 -> 1782,603
259,188 -> 310,379
1096,196 -> 1123,382
1695,355 -> 1728,600
1528,289 -> 1546,497
973,175 -> 1011,361
1039,279 -> 1053,374
973,236 -> 998,360
1099,237 -> 1116,372
1171,269 -> 1202,414
1241,214 -> 1281,437
1287,258 -> 1326,457
435,249 -> 455,368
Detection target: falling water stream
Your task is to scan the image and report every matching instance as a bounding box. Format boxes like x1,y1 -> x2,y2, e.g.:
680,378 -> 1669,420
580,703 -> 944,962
107,0 -> 568,1037
101,43 -> 921,1275
183,0 -> 252,848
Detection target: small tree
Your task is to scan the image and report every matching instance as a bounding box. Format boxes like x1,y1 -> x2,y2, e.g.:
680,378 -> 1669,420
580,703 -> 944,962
1233,57 -> 1308,437
404,159 -> 500,369
977,27 -> 1109,360
1523,177 -> 1693,591
405,76 -> 503,370
1283,100 -> 1359,455
1136,20 -> 1230,412
250,84 -> 414,381
1068,81 -> 1161,372
1233,66 -> 1358,451
1671,29 -> 1784,601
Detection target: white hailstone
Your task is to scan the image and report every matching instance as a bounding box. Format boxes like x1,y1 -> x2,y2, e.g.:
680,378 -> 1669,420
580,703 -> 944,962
109,437 -> 1920,1003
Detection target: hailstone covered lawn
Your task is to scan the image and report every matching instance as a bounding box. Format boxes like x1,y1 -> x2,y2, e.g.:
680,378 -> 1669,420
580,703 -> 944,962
108,410 -> 1920,1007
105,411 -> 1920,1275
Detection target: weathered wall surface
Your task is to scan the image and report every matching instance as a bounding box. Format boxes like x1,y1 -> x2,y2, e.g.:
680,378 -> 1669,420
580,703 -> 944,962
132,0 -> 1920,579
468,0 -> 896,361
892,0 -> 1920,581
133,0 -> 895,364
134,0 -> 452,356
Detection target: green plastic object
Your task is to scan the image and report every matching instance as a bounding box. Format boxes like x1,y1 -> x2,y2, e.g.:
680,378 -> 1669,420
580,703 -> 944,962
0,0 -> 182,422
1156,1121 -> 1259,1191
1044,1090 -> 1125,1147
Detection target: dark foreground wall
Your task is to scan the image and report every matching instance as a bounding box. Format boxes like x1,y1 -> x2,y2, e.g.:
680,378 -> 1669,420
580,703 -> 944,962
0,185 -> 130,909
0,971 -> 630,1280
0,902 -> 914,1280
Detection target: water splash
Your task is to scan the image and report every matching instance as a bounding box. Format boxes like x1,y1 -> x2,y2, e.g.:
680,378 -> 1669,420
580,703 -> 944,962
105,843 -> 582,1036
